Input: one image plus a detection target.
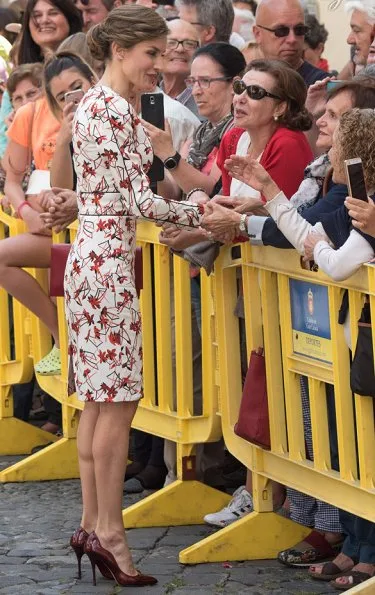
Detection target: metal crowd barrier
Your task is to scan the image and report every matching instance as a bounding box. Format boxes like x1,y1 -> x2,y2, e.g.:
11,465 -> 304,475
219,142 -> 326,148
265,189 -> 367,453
0,217 -> 230,527
180,243 -> 375,568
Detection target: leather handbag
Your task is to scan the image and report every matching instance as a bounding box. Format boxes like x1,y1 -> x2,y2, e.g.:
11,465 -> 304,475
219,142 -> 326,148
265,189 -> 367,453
50,244 -> 143,298
350,302 -> 375,397
234,347 -> 271,449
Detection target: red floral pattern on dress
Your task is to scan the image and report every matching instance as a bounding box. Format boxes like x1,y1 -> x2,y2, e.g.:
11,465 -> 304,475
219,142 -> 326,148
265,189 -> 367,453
65,85 -> 203,402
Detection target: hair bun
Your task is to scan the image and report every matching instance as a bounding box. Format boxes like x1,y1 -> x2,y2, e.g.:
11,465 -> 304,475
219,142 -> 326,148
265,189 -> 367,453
87,21 -> 110,62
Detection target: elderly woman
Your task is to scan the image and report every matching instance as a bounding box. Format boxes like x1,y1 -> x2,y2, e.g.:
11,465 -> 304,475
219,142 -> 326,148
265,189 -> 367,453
218,108 -> 375,591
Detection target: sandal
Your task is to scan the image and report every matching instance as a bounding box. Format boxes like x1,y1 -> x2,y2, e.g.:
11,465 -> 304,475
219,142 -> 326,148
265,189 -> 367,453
278,530 -> 343,567
331,570 -> 373,591
34,345 -> 61,376
308,558 -> 356,581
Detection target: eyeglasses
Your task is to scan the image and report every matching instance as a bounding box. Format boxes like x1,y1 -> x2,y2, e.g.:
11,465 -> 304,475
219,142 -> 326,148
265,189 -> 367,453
257,24 -> 309,38
166,39 -> 199,51
233,80 -> 281,100
185,76 -> 232,89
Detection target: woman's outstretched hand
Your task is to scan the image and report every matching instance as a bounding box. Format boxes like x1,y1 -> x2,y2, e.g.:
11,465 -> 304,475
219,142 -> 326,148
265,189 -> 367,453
224,155 -> 279,200
303,231 -> 326,261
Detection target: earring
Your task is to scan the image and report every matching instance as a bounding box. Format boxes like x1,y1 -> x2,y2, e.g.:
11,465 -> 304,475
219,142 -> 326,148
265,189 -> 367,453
274,115 -> 279,121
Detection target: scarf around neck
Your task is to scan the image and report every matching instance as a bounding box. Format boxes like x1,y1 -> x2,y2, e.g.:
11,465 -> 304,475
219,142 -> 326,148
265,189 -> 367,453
187,113 -> 233,170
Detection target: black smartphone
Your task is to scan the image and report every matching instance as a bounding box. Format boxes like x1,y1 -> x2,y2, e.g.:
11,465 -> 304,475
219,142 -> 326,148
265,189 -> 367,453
141,93 -> 165,184
344,157 -> 368,202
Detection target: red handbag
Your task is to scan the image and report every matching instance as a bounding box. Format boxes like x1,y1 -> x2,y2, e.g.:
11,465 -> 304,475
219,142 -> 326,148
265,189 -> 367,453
49,244 -> 143,298
234,347 -> 271,449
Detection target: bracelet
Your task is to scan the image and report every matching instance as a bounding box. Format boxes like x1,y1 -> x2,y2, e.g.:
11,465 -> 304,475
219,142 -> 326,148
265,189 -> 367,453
186,187 -> 206,201
17,201 -> 32,219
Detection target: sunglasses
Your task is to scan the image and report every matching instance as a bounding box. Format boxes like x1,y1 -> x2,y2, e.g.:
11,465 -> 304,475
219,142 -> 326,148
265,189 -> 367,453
233,80 -> 281,101
257,24 -> 309,38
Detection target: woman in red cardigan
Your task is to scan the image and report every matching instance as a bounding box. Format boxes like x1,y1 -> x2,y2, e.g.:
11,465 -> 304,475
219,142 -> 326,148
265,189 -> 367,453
160,59 -> 313,249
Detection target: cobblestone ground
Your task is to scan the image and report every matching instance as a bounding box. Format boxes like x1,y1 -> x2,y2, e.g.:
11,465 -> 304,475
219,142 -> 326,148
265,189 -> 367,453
0,457 -> 338,595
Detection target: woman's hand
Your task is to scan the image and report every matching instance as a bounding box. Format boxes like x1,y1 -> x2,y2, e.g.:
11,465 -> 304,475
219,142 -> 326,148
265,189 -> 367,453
21,206 -> 51,235
39,188 -> 78,232
141,118 -> 174,161
211,194 -> 267,215
56,102 -> 75,146
202,201 -> 242,237
38,189 -> 56,211
224,155 -> 279,200
160,229 -> 202,250
305,76 -> 334,117
303,232 -> 326,261
345,196 -> 375,237
187,190 -> 210,205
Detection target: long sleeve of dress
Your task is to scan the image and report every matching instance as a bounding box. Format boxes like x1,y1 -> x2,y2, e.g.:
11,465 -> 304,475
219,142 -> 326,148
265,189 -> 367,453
94,89 -> 203,229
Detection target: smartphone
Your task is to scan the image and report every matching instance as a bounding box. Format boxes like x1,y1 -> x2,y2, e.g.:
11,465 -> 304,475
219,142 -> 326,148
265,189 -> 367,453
141,93 -> 165,184
64,88 -> 84,110
326,80 -> 344,92
344,157 -> 368,202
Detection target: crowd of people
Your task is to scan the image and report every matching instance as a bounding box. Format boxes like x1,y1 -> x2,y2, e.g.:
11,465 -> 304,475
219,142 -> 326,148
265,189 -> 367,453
0,0 -> 375,589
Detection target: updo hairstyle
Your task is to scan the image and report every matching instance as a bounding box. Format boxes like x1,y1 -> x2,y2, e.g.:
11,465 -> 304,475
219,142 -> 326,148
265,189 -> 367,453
87,5 -> 169,63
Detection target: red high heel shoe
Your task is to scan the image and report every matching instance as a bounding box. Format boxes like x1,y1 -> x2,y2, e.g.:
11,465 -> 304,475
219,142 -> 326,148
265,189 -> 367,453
70,527 -> 112,580
84,531 -> 157,587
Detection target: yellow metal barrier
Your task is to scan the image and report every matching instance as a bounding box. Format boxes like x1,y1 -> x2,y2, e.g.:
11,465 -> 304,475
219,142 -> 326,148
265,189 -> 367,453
180,243 -> 375,564
0,219 -> 230,526
0,209 -> 59,456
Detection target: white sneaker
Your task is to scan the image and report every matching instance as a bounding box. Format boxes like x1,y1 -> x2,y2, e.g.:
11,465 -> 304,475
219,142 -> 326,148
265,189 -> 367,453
203,486 -> 253,527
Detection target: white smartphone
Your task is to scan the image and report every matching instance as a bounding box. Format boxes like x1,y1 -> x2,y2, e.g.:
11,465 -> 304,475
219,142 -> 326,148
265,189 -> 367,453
64,88 -> 84,110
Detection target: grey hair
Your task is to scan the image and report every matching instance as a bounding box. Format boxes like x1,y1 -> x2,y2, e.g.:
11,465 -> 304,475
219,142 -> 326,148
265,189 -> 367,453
233,7 -> 256,43
175,0 -> 234,42
357,64 -> 375,77
344,0 -> 375,25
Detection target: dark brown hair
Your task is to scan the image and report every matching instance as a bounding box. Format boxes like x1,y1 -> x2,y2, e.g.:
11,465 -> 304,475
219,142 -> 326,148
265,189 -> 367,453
7,62 -> 43,99
17,0 -> 82,65
327,76 -> 375,110
87,5 -> 168,62
246,59 -> 312,131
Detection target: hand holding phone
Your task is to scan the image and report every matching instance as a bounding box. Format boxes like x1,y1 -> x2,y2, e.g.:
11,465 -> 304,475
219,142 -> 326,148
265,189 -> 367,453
345,157 -> 368,202
64,88 -> 84,111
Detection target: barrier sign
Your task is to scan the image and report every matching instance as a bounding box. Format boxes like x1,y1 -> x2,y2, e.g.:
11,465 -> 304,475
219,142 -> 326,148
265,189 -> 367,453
290,279 -> 332,364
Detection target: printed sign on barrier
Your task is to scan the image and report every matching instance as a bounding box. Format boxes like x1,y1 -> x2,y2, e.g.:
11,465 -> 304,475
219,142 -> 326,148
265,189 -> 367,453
290,279 -> 332,364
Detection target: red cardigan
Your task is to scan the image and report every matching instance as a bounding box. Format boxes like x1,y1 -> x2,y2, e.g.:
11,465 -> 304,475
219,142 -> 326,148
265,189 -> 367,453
216,126 -> 313,198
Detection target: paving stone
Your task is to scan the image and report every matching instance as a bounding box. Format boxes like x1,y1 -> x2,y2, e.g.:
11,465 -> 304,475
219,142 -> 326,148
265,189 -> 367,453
0,461 -> 335,594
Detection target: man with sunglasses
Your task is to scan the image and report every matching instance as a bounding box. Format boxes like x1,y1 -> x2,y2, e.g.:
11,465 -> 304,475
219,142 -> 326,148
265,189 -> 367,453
253,0 -> 327,86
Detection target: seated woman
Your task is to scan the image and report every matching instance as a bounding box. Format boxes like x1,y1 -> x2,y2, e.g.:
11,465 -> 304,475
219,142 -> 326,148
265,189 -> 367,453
0,51 -> 97,376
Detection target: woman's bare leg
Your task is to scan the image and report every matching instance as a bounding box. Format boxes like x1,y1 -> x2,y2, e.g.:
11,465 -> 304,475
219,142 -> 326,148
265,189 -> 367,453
77,403 -> 100,532
0,233 -> 59,345
93,401 -> 139,576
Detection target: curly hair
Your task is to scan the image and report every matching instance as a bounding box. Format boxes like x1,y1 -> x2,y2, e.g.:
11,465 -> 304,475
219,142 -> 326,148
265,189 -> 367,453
338,109 -> 375,192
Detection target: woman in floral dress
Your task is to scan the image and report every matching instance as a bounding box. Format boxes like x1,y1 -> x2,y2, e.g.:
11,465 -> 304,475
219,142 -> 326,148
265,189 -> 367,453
66,6 -> 204,587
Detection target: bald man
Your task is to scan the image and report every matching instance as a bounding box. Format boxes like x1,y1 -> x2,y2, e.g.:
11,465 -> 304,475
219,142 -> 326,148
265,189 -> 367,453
253,0 -> 327,86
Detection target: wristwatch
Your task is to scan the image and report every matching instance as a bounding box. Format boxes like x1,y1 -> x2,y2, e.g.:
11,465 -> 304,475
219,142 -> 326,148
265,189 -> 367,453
239,213 -> 248,234
163,152 -> 181,170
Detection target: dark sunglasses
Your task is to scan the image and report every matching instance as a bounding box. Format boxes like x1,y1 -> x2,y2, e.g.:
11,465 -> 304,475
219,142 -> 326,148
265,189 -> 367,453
233,80 -> 281,101
257,24 -> 309,38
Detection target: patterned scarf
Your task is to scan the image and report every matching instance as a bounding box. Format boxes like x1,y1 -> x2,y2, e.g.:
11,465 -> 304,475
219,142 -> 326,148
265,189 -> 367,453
187,113 -> 233,170
290,153 -> 331,214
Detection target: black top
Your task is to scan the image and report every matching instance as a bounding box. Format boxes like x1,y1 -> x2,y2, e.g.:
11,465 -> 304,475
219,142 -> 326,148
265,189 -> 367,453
297,61 -> 328,87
